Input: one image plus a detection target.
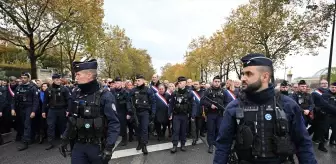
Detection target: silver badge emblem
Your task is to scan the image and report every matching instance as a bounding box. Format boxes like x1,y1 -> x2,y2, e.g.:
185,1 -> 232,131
85,123 -> 90,128
265,114 -> 272,120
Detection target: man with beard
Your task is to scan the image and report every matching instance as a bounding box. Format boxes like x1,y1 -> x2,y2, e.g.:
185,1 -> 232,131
280,80 -> 290,96
214,53 -> 316,164
201,76 -> 235,154
128,74 -> 156,155
42,74 -> 71,150
291,80 -> 314,127
11,72 -> 39,151
191,81 -> 205,145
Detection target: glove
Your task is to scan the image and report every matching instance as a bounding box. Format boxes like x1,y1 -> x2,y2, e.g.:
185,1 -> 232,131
100,148 -> 113,163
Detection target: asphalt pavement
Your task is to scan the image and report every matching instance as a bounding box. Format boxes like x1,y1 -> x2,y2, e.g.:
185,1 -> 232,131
0,134 -> 336,164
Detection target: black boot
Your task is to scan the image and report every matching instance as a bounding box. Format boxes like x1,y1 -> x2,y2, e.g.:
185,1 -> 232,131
121,137 -> 128,146
208,145 -> 214,154
318,143 -> 328,152
45,142 -> 54,150
180,145 -> 186,152
192,139 -> 197,146
136,142 -> 142,150
142,144 -> 148,155
170,145 -> 177,153
17,142 -> 28,151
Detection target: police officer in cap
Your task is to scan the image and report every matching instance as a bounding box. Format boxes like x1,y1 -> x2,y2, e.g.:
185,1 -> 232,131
111,76 -> 130,146
11,72 -> 39,151
291,80 -> 314,127
280,80 -> 290,96
201,75 -> 235,154
127,74 -> 156,155
320,82 -> 336,147
214,53 -> 316,164
61,59 -> 120,164
42,73 -> 71,150
168,76 -> 196,153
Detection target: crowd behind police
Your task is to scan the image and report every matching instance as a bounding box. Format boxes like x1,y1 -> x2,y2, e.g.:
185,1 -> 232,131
0,54 -> 336,164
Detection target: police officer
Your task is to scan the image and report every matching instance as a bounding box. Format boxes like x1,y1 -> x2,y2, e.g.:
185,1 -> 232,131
111,77 -> 130,146
60,59 -> 120,164
0,78 -> 11,144
191,81 -> 205,145
214,53 -> 317,164
42,74 -> 71,150
11,72 -> 39,151
168,76 -> 196,153
280,80 -> 290,96
201,75 -> 235,154
322,82 -> 336,146
127,74 -> 156,155
291,80 -> 314,127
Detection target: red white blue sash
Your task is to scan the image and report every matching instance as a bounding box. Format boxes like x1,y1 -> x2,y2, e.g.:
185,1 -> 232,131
226,90 -> 236,100
192,90 -> 201,103
150,85 -> 158,93
8,85 -> 15,97
313,89 -> 322,96
156,93 -> 169,107
166,90 -> 172,95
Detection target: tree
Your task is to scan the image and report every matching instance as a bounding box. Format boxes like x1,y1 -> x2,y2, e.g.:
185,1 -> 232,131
161,63 -> 192,82
226,0 -> 330,66
57,0 -> 104,80
0,0 -> 74,79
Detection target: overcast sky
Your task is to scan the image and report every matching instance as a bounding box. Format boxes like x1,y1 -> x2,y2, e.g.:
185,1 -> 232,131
103,0 -> 336,80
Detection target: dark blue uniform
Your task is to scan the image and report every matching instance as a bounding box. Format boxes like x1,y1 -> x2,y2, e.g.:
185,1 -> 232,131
201,87 -> 235,153
320,88 -> 336,144
111,87 -> 130,145
214,86 -> 317,164
42,83 -> 71,149
291,91 -> 314,126
168,87 -> 196,151
127,83 -> 156,154
11,82 -> 39,150
0,85 -> 11,136
70,84 -> 120,164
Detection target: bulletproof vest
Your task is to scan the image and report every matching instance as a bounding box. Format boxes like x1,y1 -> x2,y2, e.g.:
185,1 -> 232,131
297,93 -> 310,109
48,86 -> 66,107
115,89 -> 127,105
0,86 -> 7,102
133,87 -> 150,109
72,88 -> 106,140
173,90 -> 190,113
209,88 -> 224,105
15,84 -> 34,104
235,94 -> 295,161
329,93 -> 336,106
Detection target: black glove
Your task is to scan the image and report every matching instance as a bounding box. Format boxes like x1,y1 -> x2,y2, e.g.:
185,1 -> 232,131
100,148 -> 113,163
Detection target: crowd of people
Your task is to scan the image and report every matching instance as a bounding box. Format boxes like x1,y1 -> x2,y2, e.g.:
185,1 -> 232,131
0,54 -> 335,164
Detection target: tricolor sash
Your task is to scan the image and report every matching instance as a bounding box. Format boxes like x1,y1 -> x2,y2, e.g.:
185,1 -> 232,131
313,89 -> 322,96
150,85 -> 158,93
192,90 -> 201,103
226,90 -> 236,100
8,85 -> 15,97
155,93 -> 169,107
166,90 -> 172,95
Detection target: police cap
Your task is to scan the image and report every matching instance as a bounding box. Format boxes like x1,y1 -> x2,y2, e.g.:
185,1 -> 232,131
298,80 -> 306,85
52,73 -> 61,79
213,75 -> 221,81
21,72 -> 31,79
331,81 -> 336,86
135,74 -> 145,79
280,80 -> 288,87
72,59 -> 98,73
114,77 -> 122,82
241,53 -> 273,68
177,76 -> 187,82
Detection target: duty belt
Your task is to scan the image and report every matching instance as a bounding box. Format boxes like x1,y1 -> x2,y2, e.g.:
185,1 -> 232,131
77,138 -> 101,144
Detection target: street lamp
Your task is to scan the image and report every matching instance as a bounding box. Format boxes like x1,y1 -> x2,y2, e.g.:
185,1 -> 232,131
326,1 -> 336,85
284,66 -> 293,80
307,1 -> 335,85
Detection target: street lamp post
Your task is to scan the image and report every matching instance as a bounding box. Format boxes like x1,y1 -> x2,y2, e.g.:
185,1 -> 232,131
284,66 -> 293,80
327,0 -> 336,85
